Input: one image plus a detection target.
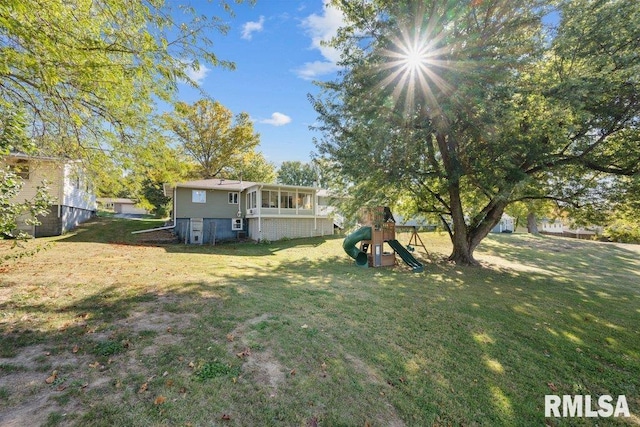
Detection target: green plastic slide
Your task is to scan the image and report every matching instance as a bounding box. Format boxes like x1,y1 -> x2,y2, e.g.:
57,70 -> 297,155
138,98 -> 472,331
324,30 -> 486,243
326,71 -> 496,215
342,226 -> 371,267
387,239 -> 424,272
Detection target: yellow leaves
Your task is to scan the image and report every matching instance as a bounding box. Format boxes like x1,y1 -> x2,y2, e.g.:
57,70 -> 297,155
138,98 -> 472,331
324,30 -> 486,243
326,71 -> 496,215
153,395 -> 166,405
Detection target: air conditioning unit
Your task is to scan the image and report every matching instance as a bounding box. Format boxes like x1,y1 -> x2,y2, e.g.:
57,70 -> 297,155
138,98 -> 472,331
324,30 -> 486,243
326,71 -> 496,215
232,218 -> 243,231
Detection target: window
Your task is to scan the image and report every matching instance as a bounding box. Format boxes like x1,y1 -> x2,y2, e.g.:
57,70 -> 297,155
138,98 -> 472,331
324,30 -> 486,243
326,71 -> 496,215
231,218 -> 243,231
299,193 -> 313,210
192,190 -> 206,203
228,192 -> 239,204
280,191 -> 295,209
247,191 -> 257,209
261,190 -> 278,208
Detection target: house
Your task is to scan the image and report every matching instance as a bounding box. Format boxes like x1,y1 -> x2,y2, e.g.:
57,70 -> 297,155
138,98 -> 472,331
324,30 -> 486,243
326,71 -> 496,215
97,197 -> 148,215
490,213 -> 515,233
541,218 -> 564,234
163,178 -> 337,243
3,153 -> 96,237
541,218 -> 602,240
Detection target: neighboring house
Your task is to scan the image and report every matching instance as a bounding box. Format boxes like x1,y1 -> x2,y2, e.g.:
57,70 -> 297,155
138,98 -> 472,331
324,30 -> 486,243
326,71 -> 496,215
541,218 -> 602,239
541,218 -> 565,234
490,214 -> 515,233
163,179 -> 337,243
97,197 -> 148,215
3,153 -> 96,237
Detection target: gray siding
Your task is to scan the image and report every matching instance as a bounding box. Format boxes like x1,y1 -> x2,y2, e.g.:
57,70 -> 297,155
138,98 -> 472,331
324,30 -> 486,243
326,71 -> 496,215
174,218 -> 247,244
175,188 -> 243,219
34,205 -> 94,237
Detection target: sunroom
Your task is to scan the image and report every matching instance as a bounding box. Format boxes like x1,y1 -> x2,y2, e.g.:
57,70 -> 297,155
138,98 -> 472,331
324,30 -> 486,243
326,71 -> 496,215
244,184 -> 318,218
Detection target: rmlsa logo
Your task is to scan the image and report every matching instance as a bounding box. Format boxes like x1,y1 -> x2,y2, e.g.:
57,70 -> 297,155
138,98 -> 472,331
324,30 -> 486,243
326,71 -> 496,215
545,395 -> 630,418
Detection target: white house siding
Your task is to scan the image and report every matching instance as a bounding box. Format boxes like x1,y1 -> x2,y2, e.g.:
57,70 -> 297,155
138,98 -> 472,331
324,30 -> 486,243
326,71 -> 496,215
62,163 -> 96,211
4,157 -> 96,237
248,217 -> 334,241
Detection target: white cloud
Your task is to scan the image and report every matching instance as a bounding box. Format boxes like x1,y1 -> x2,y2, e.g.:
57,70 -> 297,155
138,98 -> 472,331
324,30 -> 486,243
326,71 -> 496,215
185,63 -> 210,85
241,16 -> 265,40
296,0 -> 345,80
260,112 -> 292,126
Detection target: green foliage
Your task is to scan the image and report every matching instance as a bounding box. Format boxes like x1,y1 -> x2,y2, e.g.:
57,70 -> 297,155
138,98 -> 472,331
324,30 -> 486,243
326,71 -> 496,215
1,105 -> 54,240
194,361 -> 241,381
93,340 -> 126,357
277,161 -> 318,186
312,0 -> 640,264
225,151 -> 277,183
164,99 -> 267,180
603,218 -> 640,244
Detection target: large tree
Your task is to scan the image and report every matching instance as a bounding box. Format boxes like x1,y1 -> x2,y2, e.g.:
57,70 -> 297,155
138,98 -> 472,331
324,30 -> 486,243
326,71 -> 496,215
164,99 -> 263,179
1,0 -> 247,234
312,0 -> 640,265
277,161 -> 318,186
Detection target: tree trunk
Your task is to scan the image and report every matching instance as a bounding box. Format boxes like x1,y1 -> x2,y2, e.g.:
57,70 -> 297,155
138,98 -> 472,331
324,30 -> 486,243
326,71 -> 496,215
446,182 -> 508,266
527,212 -> 539,234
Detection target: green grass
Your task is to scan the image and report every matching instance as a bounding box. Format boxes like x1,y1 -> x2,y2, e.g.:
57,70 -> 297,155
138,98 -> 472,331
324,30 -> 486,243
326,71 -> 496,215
0,217 -> 639,426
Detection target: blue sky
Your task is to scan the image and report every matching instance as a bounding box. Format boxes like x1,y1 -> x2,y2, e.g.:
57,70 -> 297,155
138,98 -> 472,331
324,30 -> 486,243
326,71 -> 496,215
175,0 -> 344,166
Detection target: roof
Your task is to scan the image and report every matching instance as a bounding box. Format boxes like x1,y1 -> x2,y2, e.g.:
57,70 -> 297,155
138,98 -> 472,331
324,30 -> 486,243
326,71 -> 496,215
163,178 -> 327,197
96,197 -> 138,204
5,152 -> 78,163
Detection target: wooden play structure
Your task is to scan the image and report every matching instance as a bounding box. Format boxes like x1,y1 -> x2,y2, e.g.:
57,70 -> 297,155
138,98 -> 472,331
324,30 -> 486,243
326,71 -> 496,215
343,207 -> 424,272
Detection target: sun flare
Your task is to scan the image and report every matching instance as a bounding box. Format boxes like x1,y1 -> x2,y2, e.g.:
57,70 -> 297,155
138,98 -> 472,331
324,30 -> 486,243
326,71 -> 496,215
375,12 -> 456,117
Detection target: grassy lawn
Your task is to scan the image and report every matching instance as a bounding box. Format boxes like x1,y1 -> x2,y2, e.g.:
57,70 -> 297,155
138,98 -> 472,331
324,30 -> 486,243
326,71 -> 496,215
1,218 -> 639,426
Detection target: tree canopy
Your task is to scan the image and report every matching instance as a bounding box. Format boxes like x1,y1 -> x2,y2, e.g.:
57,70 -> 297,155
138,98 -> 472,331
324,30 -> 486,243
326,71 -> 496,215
277,161 -> 318,187
1,0 -> 245,159
312,0 -> 640,264
164,99 -> 273,181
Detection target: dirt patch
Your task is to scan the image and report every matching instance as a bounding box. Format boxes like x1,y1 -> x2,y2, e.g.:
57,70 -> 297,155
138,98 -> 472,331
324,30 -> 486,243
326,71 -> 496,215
228,314 -> 287,391
0,296 -> 192,426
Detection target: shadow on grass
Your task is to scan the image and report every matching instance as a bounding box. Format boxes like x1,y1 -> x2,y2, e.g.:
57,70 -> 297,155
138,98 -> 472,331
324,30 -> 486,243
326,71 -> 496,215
3,222 -> 639,425
54,216 -> 337,257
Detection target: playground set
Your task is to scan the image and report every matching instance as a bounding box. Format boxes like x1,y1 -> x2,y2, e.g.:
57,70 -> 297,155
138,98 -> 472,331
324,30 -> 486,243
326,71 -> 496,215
342,207 -> 425,273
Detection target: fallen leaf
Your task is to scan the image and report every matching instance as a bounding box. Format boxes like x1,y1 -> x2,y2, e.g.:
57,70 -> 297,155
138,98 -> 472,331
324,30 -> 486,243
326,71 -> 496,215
162,371 -> 169,377
165,379 -> 174,387
188,361 -> 195,369
166,327 -> 172,333
301,324 -> 308,329
547,382 -> 558,392
72,345 -> 79,353
179,387 -> 187,394
154,396 -> 166,405
290,369 -> 296,376
56,385 -> 67,392
89,361 -> 100,368
320,362 -> 327,371
576,348 -> 583,353
221,414 -> 231,420
236,348 -> 251,358
226,334 -> 234,342
138,382 -> 148,393
45,370 -> 58,384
